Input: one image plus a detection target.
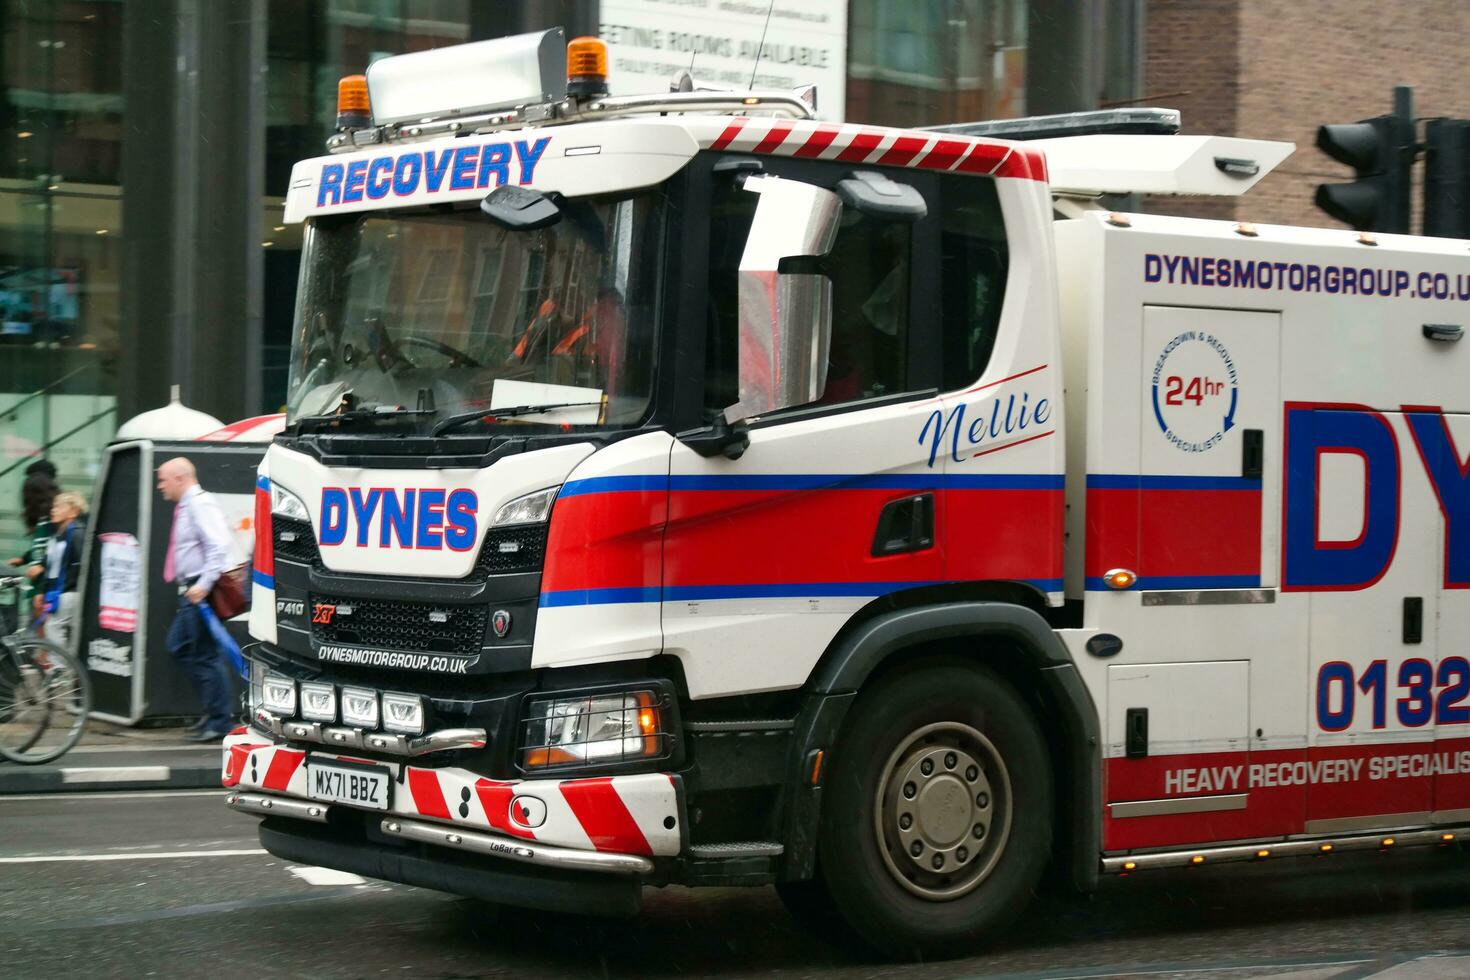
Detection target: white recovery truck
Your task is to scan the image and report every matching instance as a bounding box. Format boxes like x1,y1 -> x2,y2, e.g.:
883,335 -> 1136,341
224,29 -> 1470,953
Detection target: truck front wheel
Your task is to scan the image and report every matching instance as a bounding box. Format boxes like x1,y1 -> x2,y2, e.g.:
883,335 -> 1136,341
813,663 -> 1053,955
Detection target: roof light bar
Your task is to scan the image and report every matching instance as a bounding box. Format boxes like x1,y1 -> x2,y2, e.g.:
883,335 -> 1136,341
365,28 -> 567,127
927,107 -> 1182,142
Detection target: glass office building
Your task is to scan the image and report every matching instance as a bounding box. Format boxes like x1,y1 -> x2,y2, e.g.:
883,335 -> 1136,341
0,0 -> 1139,552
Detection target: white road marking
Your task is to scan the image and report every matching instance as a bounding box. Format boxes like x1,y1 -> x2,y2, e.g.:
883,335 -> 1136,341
56,744 -> 223,754
288,865 -> 365,886
61,766 -> 170,783
0,848 -> 267,865
0,789 -> 225,802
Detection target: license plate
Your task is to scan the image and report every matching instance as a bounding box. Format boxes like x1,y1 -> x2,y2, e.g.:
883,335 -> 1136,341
306,761 -> 391,811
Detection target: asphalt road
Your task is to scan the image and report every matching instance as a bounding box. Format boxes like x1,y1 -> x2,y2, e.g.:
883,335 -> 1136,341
2,789 -> 1469,979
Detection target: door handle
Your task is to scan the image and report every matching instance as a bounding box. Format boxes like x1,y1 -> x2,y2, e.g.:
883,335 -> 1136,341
871,493 -> 935,556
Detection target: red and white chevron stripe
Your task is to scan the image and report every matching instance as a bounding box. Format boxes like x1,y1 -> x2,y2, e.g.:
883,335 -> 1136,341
682,116 -> 1047,182
222,732 -> 682,857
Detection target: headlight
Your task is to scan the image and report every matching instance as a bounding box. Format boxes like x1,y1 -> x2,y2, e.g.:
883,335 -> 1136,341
341,687 -> 380,729
262,673 -> 297,716
492,486 -> 558,526
271,484 -> 310,523
299,681 -> 336,722
382,692 -> 424,735
248,660 -> 266,715
521,690 -> 662,769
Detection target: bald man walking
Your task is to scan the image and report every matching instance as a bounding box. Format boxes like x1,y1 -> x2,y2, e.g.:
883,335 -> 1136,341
157,457 -> 235,742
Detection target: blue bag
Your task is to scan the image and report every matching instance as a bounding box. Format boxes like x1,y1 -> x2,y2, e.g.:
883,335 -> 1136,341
197,600 -> 248,679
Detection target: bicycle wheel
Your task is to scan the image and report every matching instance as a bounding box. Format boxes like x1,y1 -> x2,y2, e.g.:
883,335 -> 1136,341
0,637 -> 91,764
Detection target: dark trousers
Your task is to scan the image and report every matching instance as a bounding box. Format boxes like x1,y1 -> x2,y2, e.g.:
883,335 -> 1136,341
166,595 -> 233,732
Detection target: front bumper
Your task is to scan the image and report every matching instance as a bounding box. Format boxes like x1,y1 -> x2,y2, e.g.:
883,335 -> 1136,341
221,728 -> 683,867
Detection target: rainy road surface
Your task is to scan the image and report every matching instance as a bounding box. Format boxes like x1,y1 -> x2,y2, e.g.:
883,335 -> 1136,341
3,788 -> 1469,979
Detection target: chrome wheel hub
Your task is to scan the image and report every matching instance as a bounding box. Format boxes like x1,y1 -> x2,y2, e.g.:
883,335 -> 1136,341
875,721 -> 1011,900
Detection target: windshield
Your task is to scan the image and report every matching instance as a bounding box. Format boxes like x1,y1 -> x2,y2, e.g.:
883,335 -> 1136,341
285,188 -> 665,429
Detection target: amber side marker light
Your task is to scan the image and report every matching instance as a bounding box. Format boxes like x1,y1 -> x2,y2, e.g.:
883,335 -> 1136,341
1381,837 -> 1396,848
337,74 -> 371,130
1255,849 -> 1271,859
1190,855 -> 1205,865
1442,833 -> 1457,842
566,36 -> 609,98
1104,568 -> 1137,590
1319,843 -> 1334,853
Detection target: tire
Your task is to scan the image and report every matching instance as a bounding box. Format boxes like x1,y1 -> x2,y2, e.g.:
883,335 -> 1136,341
0,637 -> 92,765
812,662 -> 1052,957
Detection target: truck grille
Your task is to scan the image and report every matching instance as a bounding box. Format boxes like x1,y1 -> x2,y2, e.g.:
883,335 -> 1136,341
309,594 -> 487,655
474,524 -> 547,576
273,518 -> 320,565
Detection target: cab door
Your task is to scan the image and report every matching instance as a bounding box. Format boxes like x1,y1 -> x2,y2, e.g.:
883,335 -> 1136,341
662,154 -> 945,700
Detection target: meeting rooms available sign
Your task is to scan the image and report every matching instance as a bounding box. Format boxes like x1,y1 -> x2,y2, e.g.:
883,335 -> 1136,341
601,0 -> 848,121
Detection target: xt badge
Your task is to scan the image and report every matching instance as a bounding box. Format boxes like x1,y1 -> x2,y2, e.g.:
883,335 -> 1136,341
312,603 -> 337,625
491,609 -> 512,638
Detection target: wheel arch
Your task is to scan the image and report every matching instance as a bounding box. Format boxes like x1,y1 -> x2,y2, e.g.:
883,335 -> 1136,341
784,600 -> 1101,895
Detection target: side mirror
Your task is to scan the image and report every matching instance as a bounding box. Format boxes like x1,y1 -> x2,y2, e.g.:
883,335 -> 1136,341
726,175 -> 841,422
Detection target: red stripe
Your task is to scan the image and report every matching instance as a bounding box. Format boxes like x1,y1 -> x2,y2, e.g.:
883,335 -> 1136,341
792,126 -> 841,158
253,485 -> 273,581
834,131 -> 884,162
542,486 -> 667,593
1085,487 -> 1262,579
875,135 -> 928,166
996,146 -> 1047,181
954,143 -> 1010,175
261,748 -> 304,792
408,768 -> 451,820
228,726 -> 247,736
752,123 -> 794,154
710,117 -> 748,150
473,778 -> 536,840
1104,737 -> 1467,851
945,489 -> 1063,583
664,487 -> 944,588
915,138 -> 970,171
559,777 -> 652,855
222,743 -> 266,788
962,363 -> 1049,395
968,429 -> 1054,459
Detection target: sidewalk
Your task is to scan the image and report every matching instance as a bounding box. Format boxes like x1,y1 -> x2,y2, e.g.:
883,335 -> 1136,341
0,718 -> 224,794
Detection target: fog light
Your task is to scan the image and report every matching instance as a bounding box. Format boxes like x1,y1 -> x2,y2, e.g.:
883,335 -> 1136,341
382,692 -> 424,735
262,674 -> 297,715
300,681 -> 336,722
341,688 -> 379,729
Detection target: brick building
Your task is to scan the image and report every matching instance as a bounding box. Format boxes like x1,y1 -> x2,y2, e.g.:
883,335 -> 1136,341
1146,0 -> 1470,229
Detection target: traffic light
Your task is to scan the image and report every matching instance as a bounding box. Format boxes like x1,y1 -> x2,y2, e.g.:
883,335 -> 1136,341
1423,118 -> 1470,239
1315,88 -> 1415,233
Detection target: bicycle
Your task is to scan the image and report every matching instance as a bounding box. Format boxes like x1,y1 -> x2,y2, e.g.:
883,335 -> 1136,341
0,576 -> 92,764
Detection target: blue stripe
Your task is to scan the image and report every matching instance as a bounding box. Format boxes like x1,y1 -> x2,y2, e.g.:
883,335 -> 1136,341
1086,474 -> 1262,491
559,476 -> 669,498
557,473 -> 1065,496
1084,574 -> 1261,591
946,474 -> 1065,490
541,578 -> 1064,606
663,581 -> 946,601
256,475 -> 271,492
539,587 -> 663,607
252,569 -> 275,589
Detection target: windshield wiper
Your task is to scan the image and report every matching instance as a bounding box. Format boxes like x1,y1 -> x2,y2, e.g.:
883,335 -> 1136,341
293,406 -> 437,434
430,402 -> 602,436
